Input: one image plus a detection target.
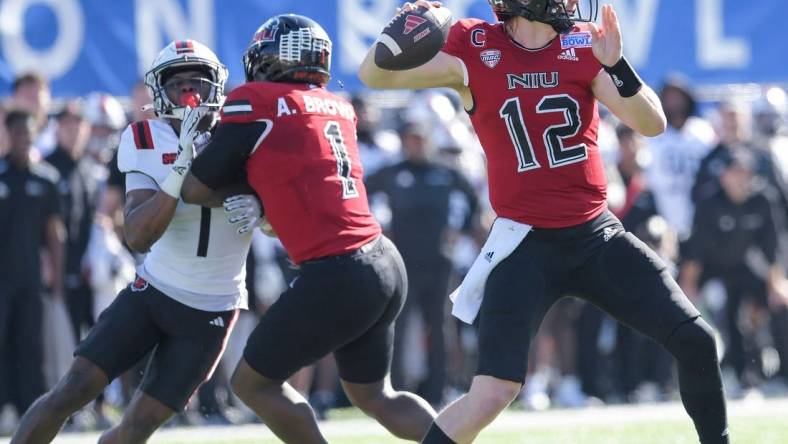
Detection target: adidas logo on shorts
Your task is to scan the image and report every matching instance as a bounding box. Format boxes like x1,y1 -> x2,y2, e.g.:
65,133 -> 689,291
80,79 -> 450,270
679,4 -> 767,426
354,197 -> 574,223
603,226 -> 619,242
209,317 -> 225,328
557,48 -> 579,61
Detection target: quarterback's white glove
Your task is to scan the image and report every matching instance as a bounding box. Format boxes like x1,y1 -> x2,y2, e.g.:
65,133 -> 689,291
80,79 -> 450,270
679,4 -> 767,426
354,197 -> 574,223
224,194 -> 275,236
160,106 -> 208,198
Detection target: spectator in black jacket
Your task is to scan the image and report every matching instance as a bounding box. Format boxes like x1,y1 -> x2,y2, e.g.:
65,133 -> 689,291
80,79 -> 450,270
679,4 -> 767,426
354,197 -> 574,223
0,109 -> 65,416
46,102 -> 101,342
681,148 -> 788,389
366,121 -> 479,407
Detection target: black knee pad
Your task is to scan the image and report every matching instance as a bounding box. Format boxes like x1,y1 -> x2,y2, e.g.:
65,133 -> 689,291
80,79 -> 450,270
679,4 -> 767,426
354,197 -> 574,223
663,317 -> 719,370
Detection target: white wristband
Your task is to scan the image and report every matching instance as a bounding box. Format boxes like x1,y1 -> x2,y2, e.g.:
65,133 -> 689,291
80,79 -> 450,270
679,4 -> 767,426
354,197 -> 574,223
160,167 -> 187,198
159,145 -> 192,198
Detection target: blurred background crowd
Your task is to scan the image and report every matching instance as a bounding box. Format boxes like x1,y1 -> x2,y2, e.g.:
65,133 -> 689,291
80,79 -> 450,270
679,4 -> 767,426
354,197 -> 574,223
2,65 -> 788,433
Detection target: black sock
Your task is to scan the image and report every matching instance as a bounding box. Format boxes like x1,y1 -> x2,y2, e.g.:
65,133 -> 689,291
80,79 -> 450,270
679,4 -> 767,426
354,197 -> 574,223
421,422 -> 456,444
680,389 -> 729,444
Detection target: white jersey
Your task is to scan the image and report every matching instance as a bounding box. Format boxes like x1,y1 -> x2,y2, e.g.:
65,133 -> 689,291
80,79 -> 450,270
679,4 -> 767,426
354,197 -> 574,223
645,117 -> 716,239
117,119 -> 251,312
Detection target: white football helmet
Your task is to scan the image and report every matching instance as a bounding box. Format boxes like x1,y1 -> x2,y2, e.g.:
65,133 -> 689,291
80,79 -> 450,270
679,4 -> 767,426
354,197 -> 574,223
144,40 -> 228,120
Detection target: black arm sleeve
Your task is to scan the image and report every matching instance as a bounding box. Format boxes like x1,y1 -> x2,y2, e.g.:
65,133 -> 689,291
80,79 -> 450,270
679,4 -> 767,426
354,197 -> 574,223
191,121 -> 269,190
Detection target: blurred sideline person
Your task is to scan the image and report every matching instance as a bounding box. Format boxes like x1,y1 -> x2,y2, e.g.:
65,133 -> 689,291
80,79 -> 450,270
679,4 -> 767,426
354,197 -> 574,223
645,75 -> 715,243
181,14 -> 436,443
11,40 -> 254,444
0,104 -> 8,155
366,121 -> 480,407
0,110 -> 65,420
83,92 -> 128,166
9,73 -> 56,157
353,94 -> 401,176
46,102 -> 99,343
681,148 -> 788,389
45,102 -> 115,428
359,1 -> 729,443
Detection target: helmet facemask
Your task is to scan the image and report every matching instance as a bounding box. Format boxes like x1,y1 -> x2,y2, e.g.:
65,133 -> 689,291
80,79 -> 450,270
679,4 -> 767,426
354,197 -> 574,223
489,0 -> 598,34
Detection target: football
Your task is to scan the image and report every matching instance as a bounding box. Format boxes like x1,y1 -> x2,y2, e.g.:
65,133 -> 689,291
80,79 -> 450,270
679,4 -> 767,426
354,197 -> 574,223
374,5 -> 452,71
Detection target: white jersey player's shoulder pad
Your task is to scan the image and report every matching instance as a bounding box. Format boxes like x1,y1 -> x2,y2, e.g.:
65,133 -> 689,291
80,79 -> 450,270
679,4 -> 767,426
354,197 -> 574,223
117,120 -> 176,176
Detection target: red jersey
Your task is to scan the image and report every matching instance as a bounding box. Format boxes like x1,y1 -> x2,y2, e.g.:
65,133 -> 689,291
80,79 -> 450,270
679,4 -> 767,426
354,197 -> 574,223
220,82 -> 381,264
442,19 -> 607,228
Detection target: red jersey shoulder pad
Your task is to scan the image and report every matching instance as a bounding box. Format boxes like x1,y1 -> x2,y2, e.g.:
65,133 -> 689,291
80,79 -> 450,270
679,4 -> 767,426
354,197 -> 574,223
444,19 -> 496,57
221,83 -> 272,123
452,18 -> 488,33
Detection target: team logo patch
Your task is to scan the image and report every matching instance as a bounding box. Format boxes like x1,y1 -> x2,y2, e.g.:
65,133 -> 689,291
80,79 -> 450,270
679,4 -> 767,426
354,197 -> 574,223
131,276 -> 149,292
480,49 -> 501,68
560,31 -> 592,49
254,20 -> 279,42
162,153 -> 177,165
403,14 -> 427,35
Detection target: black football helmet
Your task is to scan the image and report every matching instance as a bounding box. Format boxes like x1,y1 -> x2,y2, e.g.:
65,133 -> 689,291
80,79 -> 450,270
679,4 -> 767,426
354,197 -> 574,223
489,0 -> 598,34
242,14 -> 332,85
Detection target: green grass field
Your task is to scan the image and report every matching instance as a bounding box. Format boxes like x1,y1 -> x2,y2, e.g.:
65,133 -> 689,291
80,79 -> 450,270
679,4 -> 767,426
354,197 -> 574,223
168,412 -> 788,444
160,417 -> 787,444
4,397 -> 784,444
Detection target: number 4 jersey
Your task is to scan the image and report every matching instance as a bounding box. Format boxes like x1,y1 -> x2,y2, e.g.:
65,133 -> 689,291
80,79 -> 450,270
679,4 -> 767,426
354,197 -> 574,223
117,119 -> 251,311
442,19 -> 607,228
193,82 -> 381,264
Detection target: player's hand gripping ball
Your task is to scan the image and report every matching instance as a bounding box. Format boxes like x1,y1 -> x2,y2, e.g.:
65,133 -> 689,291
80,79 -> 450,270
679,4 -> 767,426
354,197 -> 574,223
374,2 -> 452,70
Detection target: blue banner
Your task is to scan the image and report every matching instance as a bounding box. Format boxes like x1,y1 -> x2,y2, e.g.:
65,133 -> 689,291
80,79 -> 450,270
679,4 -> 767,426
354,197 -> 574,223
0,0 -> 783,96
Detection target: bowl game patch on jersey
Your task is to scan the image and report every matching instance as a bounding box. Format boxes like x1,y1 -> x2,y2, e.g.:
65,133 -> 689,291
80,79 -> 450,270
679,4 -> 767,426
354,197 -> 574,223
560,31 -> 592,49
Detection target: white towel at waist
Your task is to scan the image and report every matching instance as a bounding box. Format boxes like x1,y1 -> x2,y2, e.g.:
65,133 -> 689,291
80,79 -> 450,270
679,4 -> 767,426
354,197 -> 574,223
450,217 -> 532,324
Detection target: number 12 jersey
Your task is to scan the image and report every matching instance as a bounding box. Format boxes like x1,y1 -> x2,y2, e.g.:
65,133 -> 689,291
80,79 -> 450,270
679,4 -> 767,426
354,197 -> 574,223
442,19 -> 607,228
